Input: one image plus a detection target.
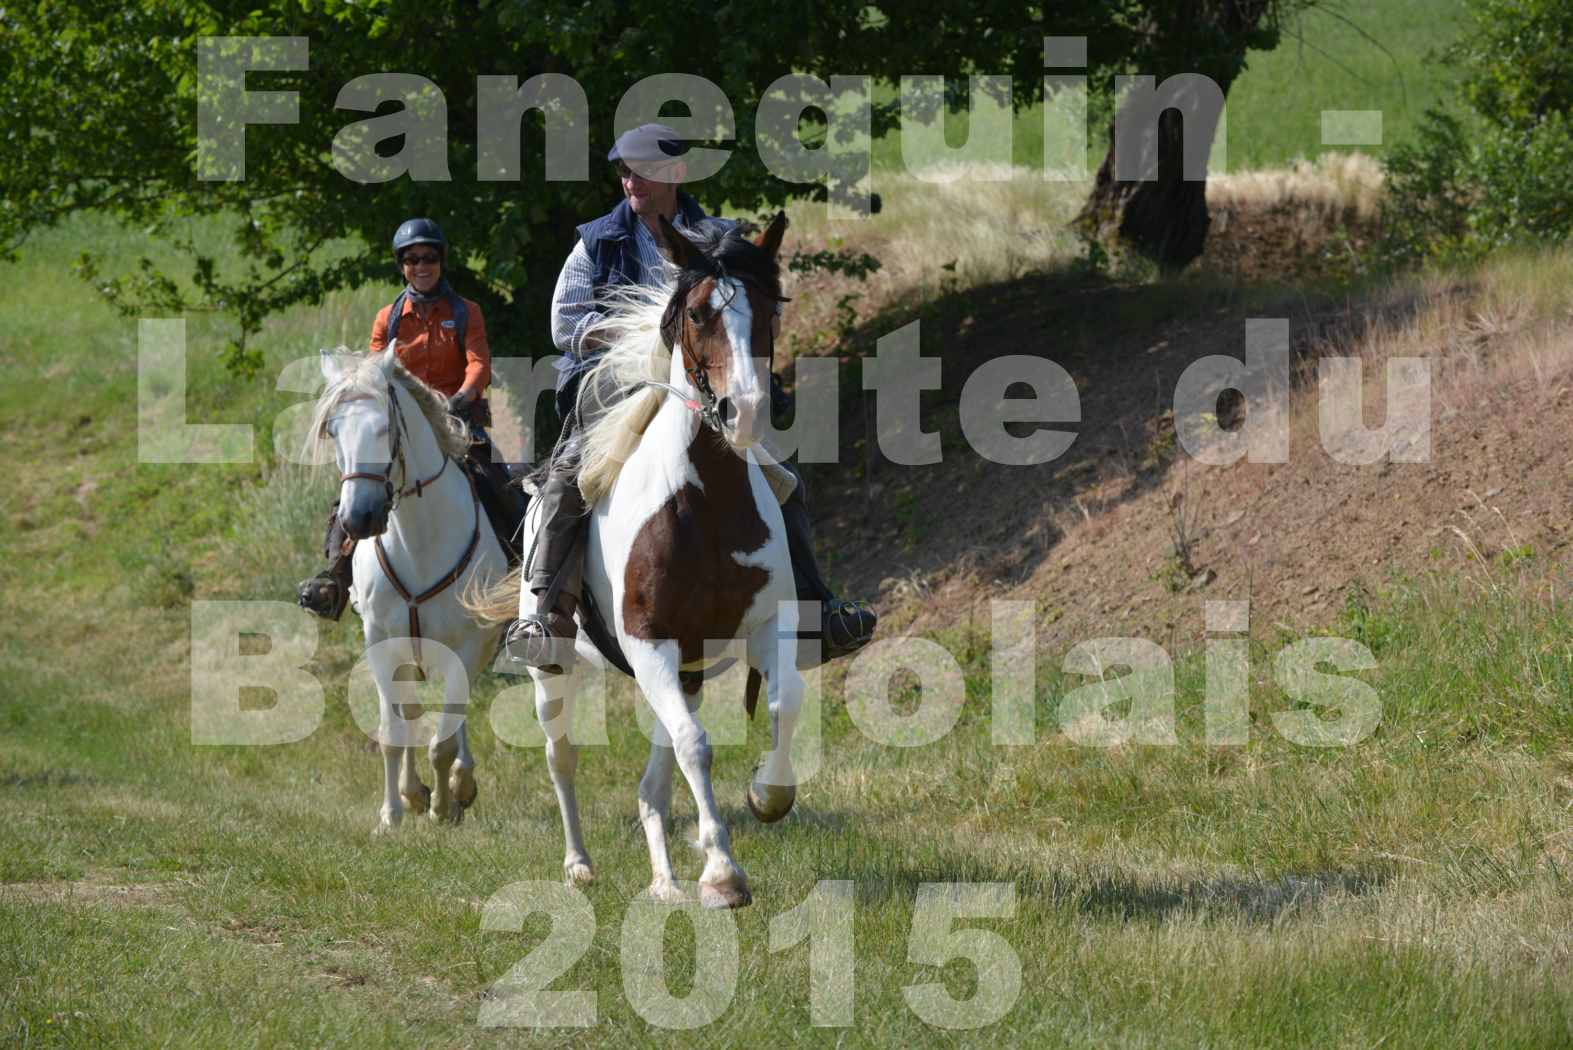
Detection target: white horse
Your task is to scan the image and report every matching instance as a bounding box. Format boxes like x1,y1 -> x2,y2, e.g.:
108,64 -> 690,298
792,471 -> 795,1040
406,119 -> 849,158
477,214 -> 805,908
310,349 -> 509,831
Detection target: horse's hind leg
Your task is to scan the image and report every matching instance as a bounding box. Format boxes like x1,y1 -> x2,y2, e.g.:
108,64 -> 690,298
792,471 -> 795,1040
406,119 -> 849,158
430,646 -> 478,824
637,727 -> 683,902
537,668 -> 593,885
628,641 -> 750,909
398,713 -> 430,817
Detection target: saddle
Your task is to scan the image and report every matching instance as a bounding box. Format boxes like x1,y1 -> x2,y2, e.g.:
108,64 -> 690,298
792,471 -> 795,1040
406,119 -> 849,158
461,438 -> 528,568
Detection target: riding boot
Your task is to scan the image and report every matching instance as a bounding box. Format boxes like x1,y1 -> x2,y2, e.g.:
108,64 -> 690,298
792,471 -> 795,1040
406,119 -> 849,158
779,478 -> 877,659
504,460 -> 586,674
297,504 -> 355,620
466,428 -> 527,557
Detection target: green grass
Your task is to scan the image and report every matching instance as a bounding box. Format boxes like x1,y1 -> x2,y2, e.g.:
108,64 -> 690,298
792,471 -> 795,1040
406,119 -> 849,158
5,204 -> 1573,1046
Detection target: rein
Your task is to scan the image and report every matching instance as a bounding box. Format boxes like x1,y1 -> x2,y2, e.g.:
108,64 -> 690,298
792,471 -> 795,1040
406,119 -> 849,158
637,375 -> 724,433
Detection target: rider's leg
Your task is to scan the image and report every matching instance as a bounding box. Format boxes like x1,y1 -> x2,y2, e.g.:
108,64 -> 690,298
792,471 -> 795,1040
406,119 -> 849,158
298,502 -> 355,620
505,423 -> 586,674
777,465 -> 877,658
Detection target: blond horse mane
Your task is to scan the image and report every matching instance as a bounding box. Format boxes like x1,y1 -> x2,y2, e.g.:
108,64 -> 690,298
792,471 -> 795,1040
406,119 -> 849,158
303,348 -> 472,464
572,277 -> 679,505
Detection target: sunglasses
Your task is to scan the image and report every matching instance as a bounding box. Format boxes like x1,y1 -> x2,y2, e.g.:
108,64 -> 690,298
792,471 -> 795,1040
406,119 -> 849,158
401,252 -> 441,266
617,161 -> 678,181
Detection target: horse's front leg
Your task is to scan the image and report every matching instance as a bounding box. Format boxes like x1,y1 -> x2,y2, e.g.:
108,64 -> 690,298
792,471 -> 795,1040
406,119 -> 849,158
628,641 -> 750,909
366,639 -> 410,834
536,666 -> 593,885
747,617 -> 804,823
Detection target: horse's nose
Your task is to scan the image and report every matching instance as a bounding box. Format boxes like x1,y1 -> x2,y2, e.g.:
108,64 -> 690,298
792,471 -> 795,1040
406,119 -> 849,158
341,497 -> 389,540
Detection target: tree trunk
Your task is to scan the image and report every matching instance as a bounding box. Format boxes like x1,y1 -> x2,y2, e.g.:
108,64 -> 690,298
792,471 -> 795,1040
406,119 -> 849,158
1075,1 -> 1275,273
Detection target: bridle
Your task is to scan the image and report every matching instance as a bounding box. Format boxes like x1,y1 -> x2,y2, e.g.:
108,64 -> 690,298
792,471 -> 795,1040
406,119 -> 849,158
335,380 -> 448,510
645,278 -> 785,435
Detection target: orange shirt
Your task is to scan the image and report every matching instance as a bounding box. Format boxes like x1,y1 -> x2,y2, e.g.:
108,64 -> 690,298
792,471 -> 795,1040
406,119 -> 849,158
369,293 -> 491,398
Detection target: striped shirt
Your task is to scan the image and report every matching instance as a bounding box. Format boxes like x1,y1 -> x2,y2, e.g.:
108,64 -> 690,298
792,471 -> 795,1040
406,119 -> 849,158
549,214 -> 685,359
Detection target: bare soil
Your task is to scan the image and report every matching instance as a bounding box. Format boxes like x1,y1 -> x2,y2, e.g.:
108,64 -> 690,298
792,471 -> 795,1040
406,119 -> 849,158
790,203 -> 1570,652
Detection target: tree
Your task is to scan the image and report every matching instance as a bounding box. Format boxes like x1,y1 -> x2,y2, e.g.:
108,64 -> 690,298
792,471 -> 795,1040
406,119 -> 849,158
1382,0 -> 1573,264
1073,0 -> 1287,273
2,0 -> 1301,371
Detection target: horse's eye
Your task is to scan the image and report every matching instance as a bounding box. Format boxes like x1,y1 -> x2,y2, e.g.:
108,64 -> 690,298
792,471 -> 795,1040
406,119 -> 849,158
687,306 -> 702,325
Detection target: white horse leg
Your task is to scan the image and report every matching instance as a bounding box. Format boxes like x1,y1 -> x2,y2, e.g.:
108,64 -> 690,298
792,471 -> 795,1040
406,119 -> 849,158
394,697 -> 430,816
637,723 -> 682,901
448,718 -> 478,818
628,641 -> 750,909
745,615 -> 804,822
367,645 -> 410,833
749,665 -> 804,823
536,668 -> 593,885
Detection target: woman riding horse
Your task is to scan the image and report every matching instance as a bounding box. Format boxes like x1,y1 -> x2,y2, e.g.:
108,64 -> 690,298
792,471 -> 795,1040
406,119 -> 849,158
298,217 -> 517,619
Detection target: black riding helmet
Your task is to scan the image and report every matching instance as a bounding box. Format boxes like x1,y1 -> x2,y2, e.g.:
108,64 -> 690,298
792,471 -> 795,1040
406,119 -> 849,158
392,217 -> 446,262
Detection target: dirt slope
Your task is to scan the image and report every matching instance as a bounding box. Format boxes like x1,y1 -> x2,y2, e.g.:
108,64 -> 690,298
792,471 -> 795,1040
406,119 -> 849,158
793,212 -> 1572,652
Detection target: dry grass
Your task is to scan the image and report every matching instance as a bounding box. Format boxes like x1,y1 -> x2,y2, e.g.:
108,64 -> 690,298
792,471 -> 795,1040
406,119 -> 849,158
1207,151 -> 1385,223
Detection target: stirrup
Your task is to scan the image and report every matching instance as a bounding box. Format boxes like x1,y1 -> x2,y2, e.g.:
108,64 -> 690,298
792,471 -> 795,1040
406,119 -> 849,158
504,611 -> 578,674
822,598 -> 876,659
297,570 -> 349,622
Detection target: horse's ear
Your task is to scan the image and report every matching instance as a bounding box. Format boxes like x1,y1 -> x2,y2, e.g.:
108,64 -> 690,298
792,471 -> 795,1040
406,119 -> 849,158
320,349 -> 343,385
658,214 -> 701,271
756,211 -> 788,258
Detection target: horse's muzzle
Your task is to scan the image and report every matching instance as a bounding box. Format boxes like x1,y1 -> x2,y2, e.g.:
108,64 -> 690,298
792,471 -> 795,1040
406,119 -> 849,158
341,496 -> 391,540
718,393 -> 765,447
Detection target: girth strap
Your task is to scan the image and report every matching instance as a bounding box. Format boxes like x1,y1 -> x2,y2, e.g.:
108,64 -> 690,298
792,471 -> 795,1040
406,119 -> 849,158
372,472 -> 483,672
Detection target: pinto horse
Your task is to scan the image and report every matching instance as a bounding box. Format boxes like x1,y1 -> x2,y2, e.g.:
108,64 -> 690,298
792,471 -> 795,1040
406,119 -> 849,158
310,350 -> 510,831
479,213 -> 804,908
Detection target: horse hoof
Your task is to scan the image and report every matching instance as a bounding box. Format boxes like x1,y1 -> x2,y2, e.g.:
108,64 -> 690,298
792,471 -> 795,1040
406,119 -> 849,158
645,879 -> 687,904
699,880 -> 752,910
565,862 -> 595,887
746,780 -> 796,824
450,767 -> 478,810
402,783 -> 432,815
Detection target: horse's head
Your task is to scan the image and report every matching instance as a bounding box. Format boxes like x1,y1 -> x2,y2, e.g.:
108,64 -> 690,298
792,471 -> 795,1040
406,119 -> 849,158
317,350 -> 404,540
658,212 -> 788,449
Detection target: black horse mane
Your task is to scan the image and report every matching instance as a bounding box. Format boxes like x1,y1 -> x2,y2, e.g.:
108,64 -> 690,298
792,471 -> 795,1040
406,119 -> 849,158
659,219 -> 788,350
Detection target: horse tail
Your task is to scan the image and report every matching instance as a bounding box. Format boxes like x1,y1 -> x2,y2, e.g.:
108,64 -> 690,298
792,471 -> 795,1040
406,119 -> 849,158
463,565 -> 523,626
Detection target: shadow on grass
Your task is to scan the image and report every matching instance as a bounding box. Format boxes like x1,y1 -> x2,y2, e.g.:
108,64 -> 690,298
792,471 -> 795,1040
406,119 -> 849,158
839,837 -> 1391,925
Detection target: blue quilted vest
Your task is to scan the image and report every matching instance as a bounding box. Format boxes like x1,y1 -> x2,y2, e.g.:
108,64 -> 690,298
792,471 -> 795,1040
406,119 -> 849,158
557,192 -> 711,418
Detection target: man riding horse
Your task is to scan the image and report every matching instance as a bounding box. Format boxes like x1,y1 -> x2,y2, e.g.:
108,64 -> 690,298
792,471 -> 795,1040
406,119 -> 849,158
298,217 -> 520,619
506,122 -> 877,670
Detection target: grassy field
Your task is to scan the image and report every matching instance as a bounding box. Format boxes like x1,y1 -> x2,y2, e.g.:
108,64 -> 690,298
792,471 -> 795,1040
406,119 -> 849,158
5,4 -> 1572,1043
6,205 -> 1573,1046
